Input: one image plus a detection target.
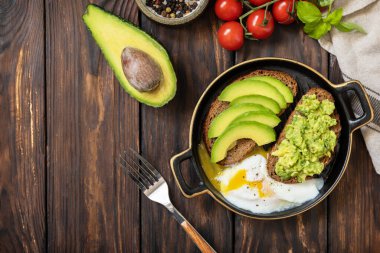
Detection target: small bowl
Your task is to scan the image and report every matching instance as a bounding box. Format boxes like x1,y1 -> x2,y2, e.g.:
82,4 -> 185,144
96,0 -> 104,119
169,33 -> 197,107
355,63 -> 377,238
135,0 -> 209,25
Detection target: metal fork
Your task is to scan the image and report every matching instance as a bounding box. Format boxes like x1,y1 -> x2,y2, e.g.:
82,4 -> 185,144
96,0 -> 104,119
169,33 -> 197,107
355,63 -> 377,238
119,148 -> 216,253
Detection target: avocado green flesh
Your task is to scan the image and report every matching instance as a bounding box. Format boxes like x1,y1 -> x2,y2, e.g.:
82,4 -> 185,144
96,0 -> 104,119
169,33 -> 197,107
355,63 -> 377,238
230,95 -> 281,114
233,111 -> 281,128
83,4 -> 176,107
248,76 -> 293,103
211,122 -> 276,163
218,80 -> 287,109
208,103 -> 271,138
272,94 -> 337,182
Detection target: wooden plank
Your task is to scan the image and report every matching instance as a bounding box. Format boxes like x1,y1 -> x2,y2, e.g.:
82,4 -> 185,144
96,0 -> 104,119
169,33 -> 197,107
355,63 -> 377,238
328,57 -> 380,252
140,11 -> 234,253
0,0 -> 46,252
46,1 -> 140,251
234,26 -> 329,252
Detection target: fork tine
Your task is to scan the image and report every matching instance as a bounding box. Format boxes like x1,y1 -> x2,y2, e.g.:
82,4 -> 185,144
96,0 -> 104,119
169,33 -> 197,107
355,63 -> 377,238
123,151 -> 157,183
120,154 -> 152,186
119,154 -> 150,182
119,154 -> 152,188
128,148 -> 161,179
118,158 -> 147,191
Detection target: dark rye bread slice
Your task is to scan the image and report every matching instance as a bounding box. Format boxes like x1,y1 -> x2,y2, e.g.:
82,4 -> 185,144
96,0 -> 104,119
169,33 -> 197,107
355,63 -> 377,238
203,70 -> 298,165
267,88 -> 342,184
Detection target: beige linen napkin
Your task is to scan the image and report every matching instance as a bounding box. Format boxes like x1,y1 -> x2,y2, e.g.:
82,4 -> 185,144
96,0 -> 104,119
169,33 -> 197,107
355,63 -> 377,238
319,0 -> 380,174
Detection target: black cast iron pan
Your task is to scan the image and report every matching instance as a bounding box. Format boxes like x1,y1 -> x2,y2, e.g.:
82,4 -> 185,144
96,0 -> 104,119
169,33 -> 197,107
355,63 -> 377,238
170,58 -> 374,219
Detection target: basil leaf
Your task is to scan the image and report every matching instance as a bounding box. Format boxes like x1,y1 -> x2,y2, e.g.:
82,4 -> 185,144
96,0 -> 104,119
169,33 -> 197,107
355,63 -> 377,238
336,22 -> 367,34
324,8 -> 343,25
306,22 -> 331,39
304,21 -> 322,33
296,1 -> 322,24
318,0 -> 334,7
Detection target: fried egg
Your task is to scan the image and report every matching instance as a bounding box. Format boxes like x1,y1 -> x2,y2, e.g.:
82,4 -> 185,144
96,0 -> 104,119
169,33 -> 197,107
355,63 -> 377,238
216,154 -> 324,214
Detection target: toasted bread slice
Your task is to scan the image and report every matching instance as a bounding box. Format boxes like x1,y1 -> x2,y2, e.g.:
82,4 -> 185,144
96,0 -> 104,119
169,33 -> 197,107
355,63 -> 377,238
203,70 -> 298,165
267,88 -> 341,183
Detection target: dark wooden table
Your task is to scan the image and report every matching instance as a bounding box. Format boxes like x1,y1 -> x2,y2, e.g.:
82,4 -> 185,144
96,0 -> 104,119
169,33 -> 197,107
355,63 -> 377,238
1,0 -> 379,252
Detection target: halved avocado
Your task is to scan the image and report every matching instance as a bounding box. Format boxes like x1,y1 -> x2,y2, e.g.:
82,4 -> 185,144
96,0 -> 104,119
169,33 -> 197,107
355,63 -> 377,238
218,80 -> 287,109
248,76 -> 293,103
211,122 -> 276,163
230,95 -> 281,114
232,111 -> 281,127
83,4 -> 176,107
208,103 -> 271,138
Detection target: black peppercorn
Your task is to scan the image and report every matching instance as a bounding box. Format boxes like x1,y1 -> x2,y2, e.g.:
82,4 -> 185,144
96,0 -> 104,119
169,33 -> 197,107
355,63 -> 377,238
146,0 -> 200,18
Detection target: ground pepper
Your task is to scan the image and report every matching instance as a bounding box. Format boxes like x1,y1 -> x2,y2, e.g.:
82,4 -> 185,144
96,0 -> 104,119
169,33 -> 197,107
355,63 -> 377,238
146,0 -> 200,18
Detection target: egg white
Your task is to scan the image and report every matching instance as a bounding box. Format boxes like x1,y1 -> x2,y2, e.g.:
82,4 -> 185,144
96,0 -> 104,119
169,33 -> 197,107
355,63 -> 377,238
216,154 -> 324,214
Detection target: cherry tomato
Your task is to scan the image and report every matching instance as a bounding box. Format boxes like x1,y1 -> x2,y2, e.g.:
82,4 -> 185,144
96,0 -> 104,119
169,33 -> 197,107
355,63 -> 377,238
246,9 -> 275,40
248,0 -> 272,6
217,21 -> 244,51
214,0 -> 243,21
273,0 -> 296,25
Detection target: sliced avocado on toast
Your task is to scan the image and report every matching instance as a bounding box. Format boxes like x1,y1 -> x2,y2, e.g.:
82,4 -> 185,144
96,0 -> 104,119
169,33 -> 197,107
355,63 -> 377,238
218,79 -> 287,109
203,70 -> 298,165
248,76 -> 293,103
232,111 -> 281,128
83,4 -> 177,107
208,103 -> 271,138
211,122 -> 276,163
230,95 -> 281,114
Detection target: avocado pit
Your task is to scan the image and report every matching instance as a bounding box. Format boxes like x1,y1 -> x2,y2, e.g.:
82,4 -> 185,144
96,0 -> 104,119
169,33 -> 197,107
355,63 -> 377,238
121,47 -> 163,92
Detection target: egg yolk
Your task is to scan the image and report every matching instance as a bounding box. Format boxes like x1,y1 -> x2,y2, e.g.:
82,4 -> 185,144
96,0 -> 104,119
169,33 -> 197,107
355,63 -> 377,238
220,170 -> 266,198
198,143 -> 271,197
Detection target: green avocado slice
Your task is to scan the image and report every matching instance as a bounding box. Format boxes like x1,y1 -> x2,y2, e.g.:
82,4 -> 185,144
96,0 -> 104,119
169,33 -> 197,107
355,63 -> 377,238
232,111 -> 281,127
230,95 -> 281,114
208,103 -> 271,138
248,76 -> 293,103
218,80 -> 287,109
211,122 -> 276,163
83,4 -> 177,107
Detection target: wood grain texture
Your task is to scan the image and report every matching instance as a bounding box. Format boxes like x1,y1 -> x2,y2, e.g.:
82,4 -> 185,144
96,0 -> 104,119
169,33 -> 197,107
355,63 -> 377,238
140,6 -> 234,253
45,1 -> 140,251
234,25 -> 329,253
0,0 -> 46,252
1,0 -> 379,252
328,57 -> 380,253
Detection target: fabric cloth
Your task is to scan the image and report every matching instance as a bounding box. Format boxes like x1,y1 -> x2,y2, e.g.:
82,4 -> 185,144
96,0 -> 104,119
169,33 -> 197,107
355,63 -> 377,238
319,0 -> 380,174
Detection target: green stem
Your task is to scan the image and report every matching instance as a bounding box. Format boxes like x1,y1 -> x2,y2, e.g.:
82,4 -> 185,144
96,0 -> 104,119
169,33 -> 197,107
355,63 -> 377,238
240,17 -> 247,32
245,37 -> 258,41
242,1 -> 255,10
328,2 -> 332,14
245,34 -> 258,40
291,0 -> 296,15
261,5 -> 269,26
239,0 -> 279,20
239,0 -> 279,39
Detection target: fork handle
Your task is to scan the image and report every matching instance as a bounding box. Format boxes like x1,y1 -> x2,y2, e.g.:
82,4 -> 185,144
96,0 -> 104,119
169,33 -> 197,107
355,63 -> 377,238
171,207 -> 217,253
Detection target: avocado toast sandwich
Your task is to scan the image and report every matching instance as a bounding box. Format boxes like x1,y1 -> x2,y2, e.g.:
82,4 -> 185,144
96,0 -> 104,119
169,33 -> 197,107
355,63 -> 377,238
203,70 -> 298,165
267,88 -> 341,183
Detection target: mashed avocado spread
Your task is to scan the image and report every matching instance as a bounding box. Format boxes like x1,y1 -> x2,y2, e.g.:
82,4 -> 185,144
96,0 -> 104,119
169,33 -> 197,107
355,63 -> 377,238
272,94 -> 337,182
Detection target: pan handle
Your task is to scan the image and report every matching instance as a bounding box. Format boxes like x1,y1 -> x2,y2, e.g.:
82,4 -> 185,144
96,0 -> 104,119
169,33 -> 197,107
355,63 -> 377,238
170,148 -> 208,198
335,80 -> 374,132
